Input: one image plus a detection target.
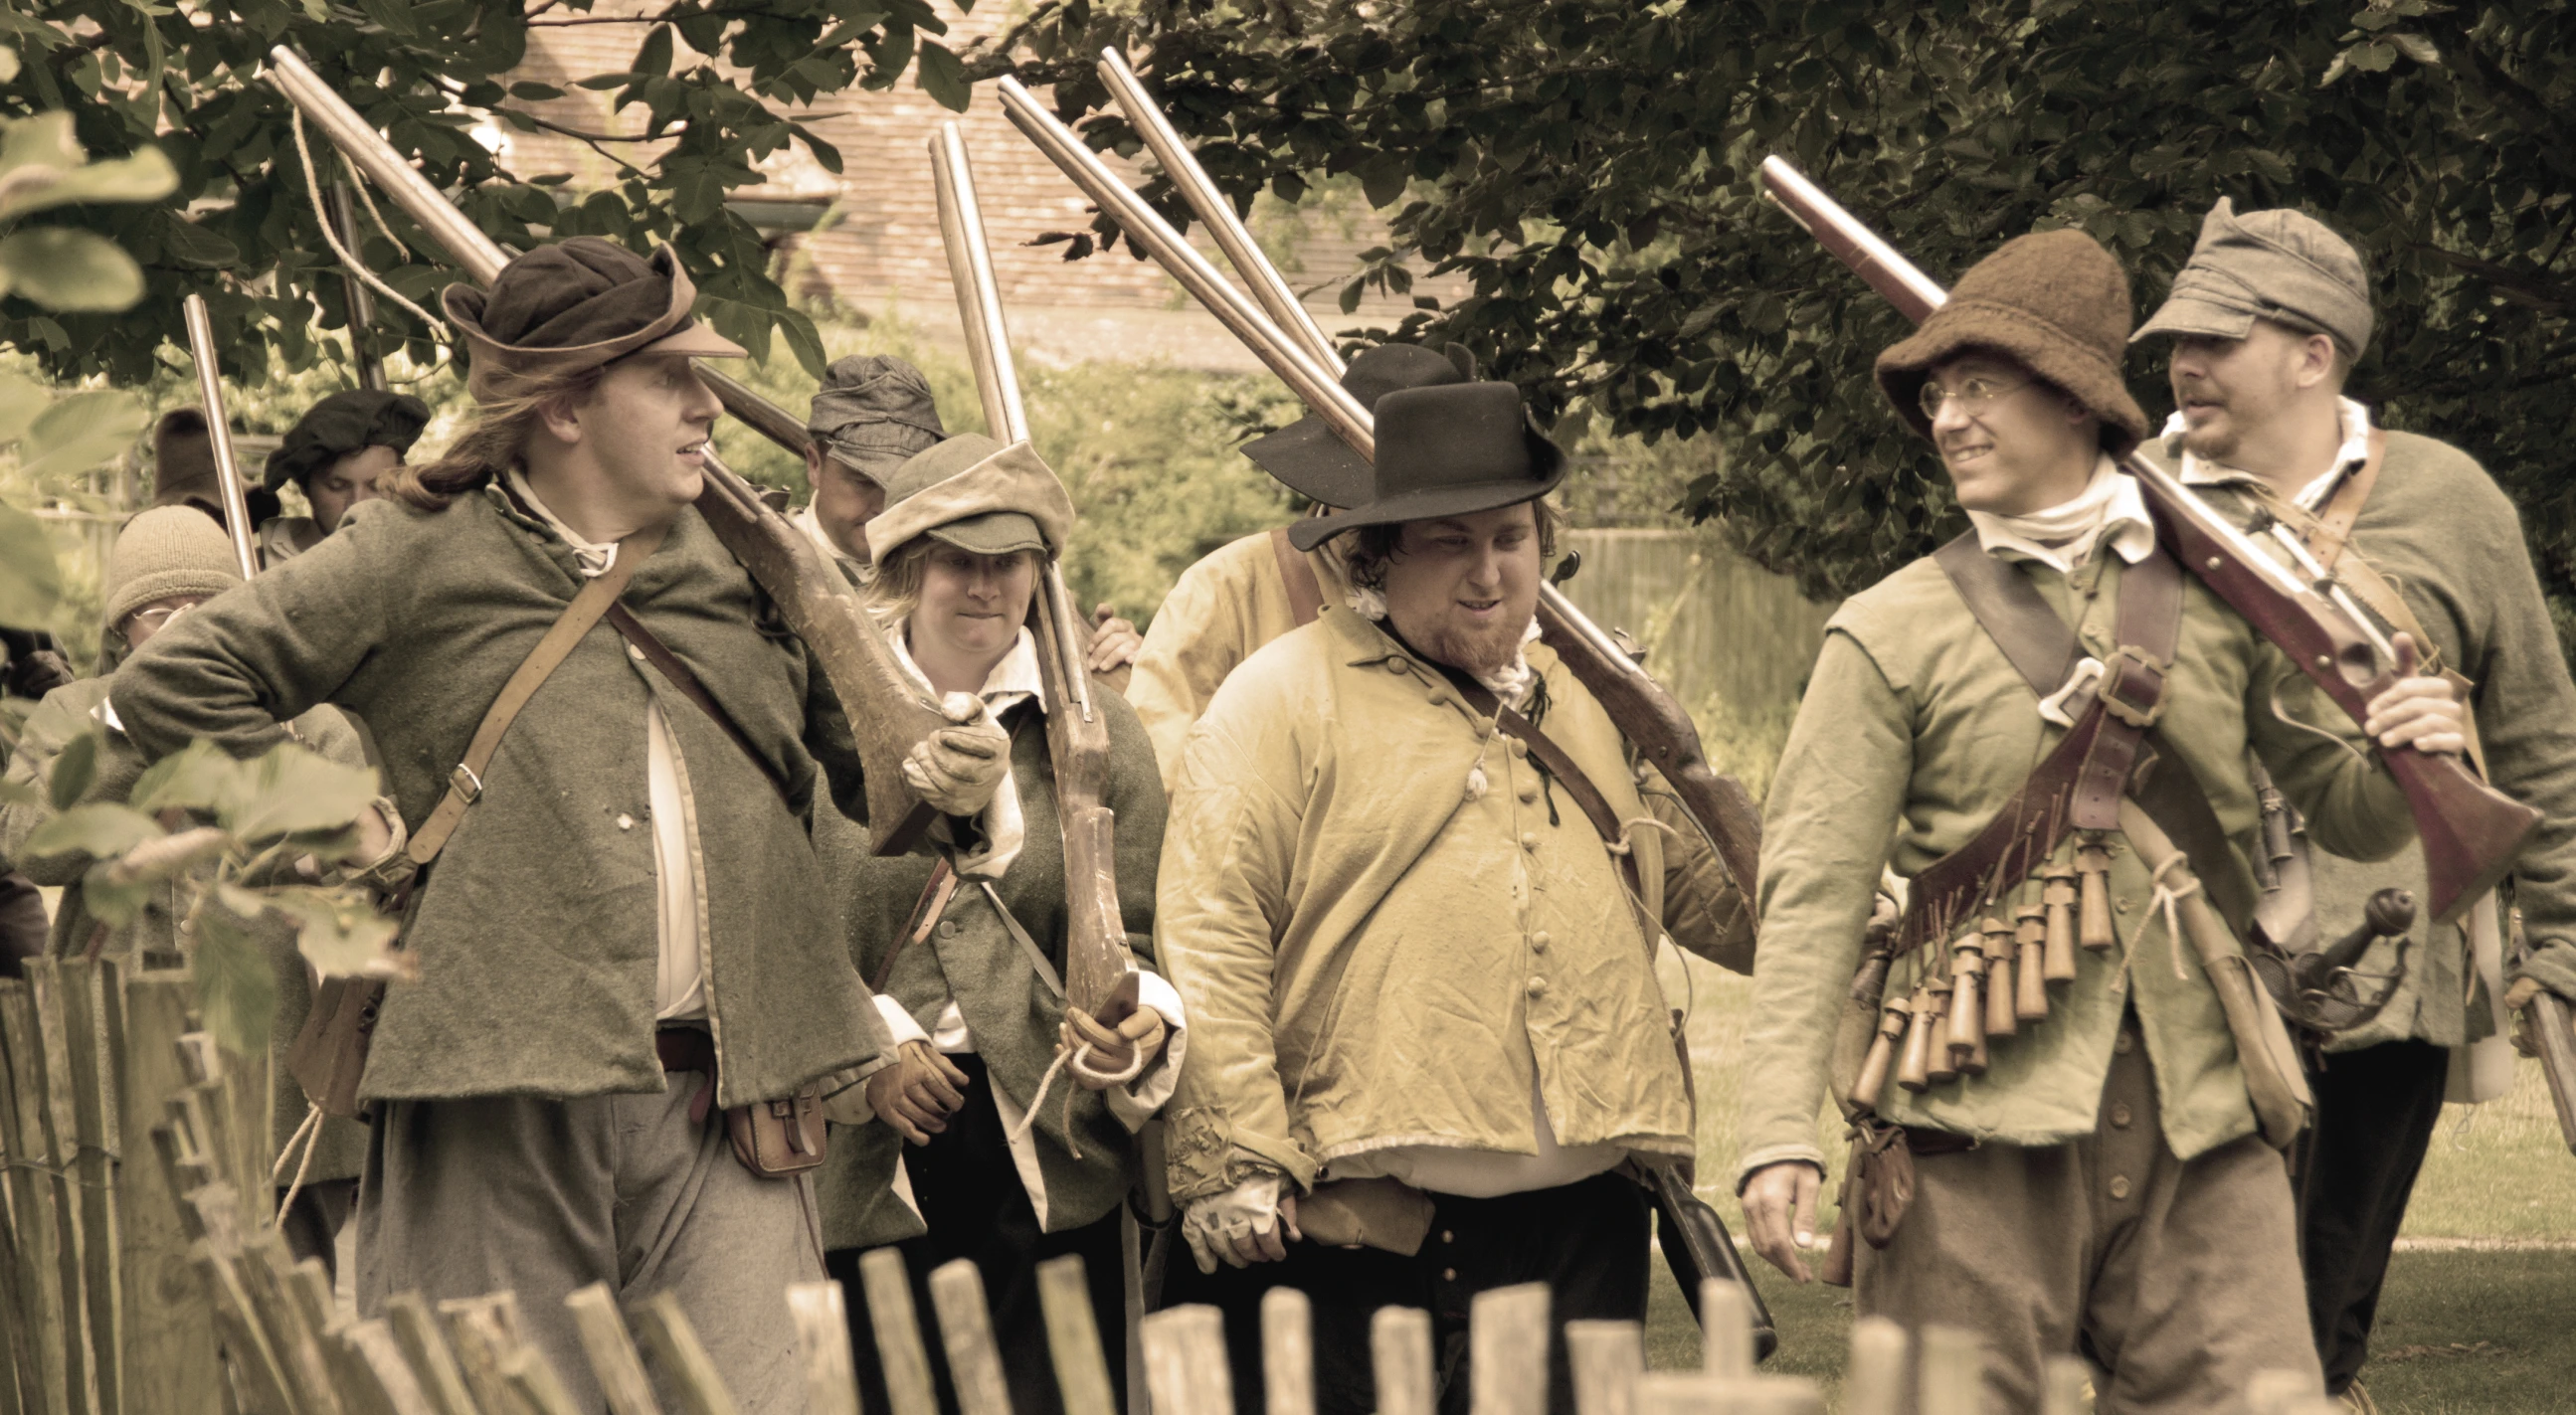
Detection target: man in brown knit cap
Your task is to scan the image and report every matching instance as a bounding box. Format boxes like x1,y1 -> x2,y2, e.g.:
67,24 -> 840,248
1737,228 -> 2467,1411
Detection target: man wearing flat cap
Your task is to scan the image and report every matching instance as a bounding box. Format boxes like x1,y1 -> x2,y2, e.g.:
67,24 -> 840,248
111,237 -> 1013,1413
1154,379 -> 1751,1415
256,388 -> 435,563
1737,228 -> 2468,1411
2131,200 -> 2576,1410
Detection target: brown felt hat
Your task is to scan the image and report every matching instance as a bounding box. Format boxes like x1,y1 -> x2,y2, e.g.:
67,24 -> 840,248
442,238 -> 744,402
1289,382 -> 1566,551
1243,342 -> 1477,507
1875,228 -> 2149,454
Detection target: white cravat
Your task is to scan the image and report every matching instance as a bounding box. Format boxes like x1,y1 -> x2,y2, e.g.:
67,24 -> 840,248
2168,397 -> 2374,512
1967,455 -> 2156,572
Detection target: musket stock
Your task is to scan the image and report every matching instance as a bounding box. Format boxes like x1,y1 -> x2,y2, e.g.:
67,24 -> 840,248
1756,155 -> 2540,924
263,45 -> 941,854
1006,74 -> 1765,903
180,294 -> 262,579
930,119 -> 1140,1020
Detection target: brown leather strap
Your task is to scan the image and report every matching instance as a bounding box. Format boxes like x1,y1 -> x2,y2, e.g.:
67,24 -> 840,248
406,522 -> 668,867
1902,533 -> 2243,956
1270,526 -> 1325,628
1443,675 -> 1644,900
604,602 -> 795,805
872,860 -> 958,993
2303,430 -> 2385,575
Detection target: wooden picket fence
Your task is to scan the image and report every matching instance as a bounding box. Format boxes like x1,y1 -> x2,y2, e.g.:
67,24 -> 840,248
0,956 -> 2346,1415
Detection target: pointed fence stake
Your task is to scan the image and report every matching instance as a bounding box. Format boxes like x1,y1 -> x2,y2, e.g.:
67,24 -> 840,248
857,1250 -> 938,1415
631,1292 -> 742,1415
1841,1318 -> 1909,1415
1033,1257 -> 1116,1415
927,1260 -> 1013,1415
1258,1289 -> 1314,1415
1370,1308 -> 1434,1415
1562,1321 -> 1642,1415
785,1281 -> 862,1415
564,1283 -> 663,1415
1695,1281 -> 1755,1381
1138,1306 -> 1230,1415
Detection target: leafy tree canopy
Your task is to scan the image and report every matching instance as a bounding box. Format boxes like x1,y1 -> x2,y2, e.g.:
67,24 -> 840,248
1004,0 -> 2574,616
0,0 -> 987,389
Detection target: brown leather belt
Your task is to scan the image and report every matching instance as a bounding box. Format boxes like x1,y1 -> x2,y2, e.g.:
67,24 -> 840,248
1901,1126 -> 1978,1156
655,1027 -> 716,1074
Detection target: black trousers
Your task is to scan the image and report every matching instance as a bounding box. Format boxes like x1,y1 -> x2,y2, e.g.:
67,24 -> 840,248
1163,1169 -> 1651,1415
0,870 -> 47,978
824,1053 -> 1129,1415
2300,1038 -> 2450,1394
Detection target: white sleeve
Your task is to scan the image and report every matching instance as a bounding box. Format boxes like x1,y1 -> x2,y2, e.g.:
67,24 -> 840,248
1106,970 -> 1189,1132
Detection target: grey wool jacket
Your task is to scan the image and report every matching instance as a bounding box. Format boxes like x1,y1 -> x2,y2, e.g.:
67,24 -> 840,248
2149,430 -> 2576,1046
815,689 -> 1167,1252
108,485 -> 897,1108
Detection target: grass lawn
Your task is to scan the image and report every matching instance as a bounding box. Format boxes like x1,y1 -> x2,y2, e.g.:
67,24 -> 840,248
1650,954 -> 2576,1410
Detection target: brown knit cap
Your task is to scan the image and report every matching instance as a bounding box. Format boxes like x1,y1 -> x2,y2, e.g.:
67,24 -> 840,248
1875,228 -> 2149,453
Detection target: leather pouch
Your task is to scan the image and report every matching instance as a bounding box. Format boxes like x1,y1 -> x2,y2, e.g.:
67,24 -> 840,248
1296,1176 -> 1435,1256
727,1087 -> 828,1178
286,974 -> 383,1121
1850,1118 -> 1916,1251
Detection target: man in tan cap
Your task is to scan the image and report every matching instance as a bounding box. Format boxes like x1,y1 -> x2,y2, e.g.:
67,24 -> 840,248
2133,200 -> 2576,1411
111,238 -> 1012,1413
1738,228 -> 2468,1411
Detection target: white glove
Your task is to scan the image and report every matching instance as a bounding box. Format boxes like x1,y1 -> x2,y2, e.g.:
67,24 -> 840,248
901,692 -> 1011,816
1181,1173 -> 1300,1274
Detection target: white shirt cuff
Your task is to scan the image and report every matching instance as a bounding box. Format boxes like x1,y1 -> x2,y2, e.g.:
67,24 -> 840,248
874,993 -> 932,1048
1106,970 -> 1189,1132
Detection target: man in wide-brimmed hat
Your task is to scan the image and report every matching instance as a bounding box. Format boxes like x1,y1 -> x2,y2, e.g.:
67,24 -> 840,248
1154,379 -> 1751,1415
2131,200 -> 2576,1413
112,237 -> 1012,1414
1737,228 -> 2470,1411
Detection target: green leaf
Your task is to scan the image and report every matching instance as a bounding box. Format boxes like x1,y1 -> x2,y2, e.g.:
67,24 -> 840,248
0,777 -> 36,808
266,886 -> 403,979
220,741 -> 382,842
194,910 -> 277,1059
0,370 -> 46,442
18,388 -> 148,481
155,211 -> 241,268
636,24 -> 675,79
0,145 -> 176,221
915,41 -> 968,111
24,802 -> 162,861
0,499 -> 60,628
129,740 -> 246,816
510,82 -> 567,101
776,306 -> 827,379
0,228 -> 143,311
0,47 -> 17,85
48,727 -> 97,811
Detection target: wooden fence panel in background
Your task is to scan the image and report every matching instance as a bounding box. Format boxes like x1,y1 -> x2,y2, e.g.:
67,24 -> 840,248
1558,530 -> 1837,720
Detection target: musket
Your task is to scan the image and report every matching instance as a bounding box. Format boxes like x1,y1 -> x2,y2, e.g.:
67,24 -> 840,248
179,293 -> 262,579
1020,66 -> 1766,903
1756,156 -> 2539,925
2512,919 -> 2576,1154
262,45 -> 941,853
929,119 -> 1141,1023
323,180 -> 389,393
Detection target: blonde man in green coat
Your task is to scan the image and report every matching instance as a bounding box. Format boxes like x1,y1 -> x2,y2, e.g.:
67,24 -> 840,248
111,239 -> 1011,1415
1737,230 -> 2466,1412
815,433 -> 1178,1415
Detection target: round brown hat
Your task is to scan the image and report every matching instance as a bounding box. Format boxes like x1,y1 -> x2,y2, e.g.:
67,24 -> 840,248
442,238 -> 745,401
1874,228 -> 2149,453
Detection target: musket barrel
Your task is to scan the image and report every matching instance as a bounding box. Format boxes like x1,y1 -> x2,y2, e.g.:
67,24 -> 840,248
1095,49 -> 1344,376
267,48 -> 507,284
180,294 -> 261,580
931,122 -> 1032,446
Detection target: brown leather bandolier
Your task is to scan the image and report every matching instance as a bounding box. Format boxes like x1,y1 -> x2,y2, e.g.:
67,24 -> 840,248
1270,525 -> 1326,627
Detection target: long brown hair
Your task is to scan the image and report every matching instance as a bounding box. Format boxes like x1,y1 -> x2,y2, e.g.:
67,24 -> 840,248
386,364 -> 605,511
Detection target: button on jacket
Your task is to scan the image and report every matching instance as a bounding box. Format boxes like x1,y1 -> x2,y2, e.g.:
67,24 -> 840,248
110,487 -> 896,1108
1741,544 -> 2414,1184
1156,608 -> 1747,1204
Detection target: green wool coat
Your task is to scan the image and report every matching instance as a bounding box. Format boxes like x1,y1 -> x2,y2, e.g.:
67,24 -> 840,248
815,689 -> 1167,1251
109,486 -> 895,1108
0,676 -> 374,1181
2148,432 -> 2576,1046
1743,543 -> 2413,1183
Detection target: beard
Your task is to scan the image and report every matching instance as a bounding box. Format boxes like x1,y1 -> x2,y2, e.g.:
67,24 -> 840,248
1414,607 -> 1531,678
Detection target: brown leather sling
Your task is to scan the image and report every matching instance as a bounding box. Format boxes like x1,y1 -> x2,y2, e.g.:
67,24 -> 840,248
1270,526 -> 1326,628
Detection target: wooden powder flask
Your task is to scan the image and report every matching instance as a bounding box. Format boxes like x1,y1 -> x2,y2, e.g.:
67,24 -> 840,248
1946,932 -> 1988,1074
2014,906 -> 2051,1022
2076,840 -> 2116,953
1924,976 -> 1960,1085
1981,918 -> 2019,1040
1854,998 -> 1910,1109
2041,863 -> 2081,981
1896,983 -> 1939,1093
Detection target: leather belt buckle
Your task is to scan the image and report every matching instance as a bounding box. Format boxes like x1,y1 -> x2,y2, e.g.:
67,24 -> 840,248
450,763 -> 484,803
2037,656 -> 2105,729
2098,644 -> 2170,729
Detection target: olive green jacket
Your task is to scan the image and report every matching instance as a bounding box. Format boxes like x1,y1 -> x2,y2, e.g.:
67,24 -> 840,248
2146,433 -> 2576,1036
1741,540 -> 2413,1183
109,487 -> 896,1107
816,690 -> 1169,1250
1158,609 -> 1748,1204
0,676 -> 373,1180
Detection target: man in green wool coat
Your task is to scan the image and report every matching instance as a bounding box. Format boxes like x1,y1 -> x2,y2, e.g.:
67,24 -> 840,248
1737,228 -> 2469,1413
2129,200 -> 2576,1413
110,238 -> 1012,1415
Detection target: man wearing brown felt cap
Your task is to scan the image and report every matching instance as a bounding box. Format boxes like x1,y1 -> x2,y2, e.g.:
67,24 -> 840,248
1155,379 -> 1750,1415
112,237 -> 1012,1414
2131,200 -> 2576,1413
1738,228 -> 2467,1412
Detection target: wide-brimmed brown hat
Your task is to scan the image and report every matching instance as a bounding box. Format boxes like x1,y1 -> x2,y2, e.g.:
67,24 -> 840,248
1875,228 -> 2149,453
1289,381 -> 1565,551
1244,342 -> 1476,507
442,238 -> 745,401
